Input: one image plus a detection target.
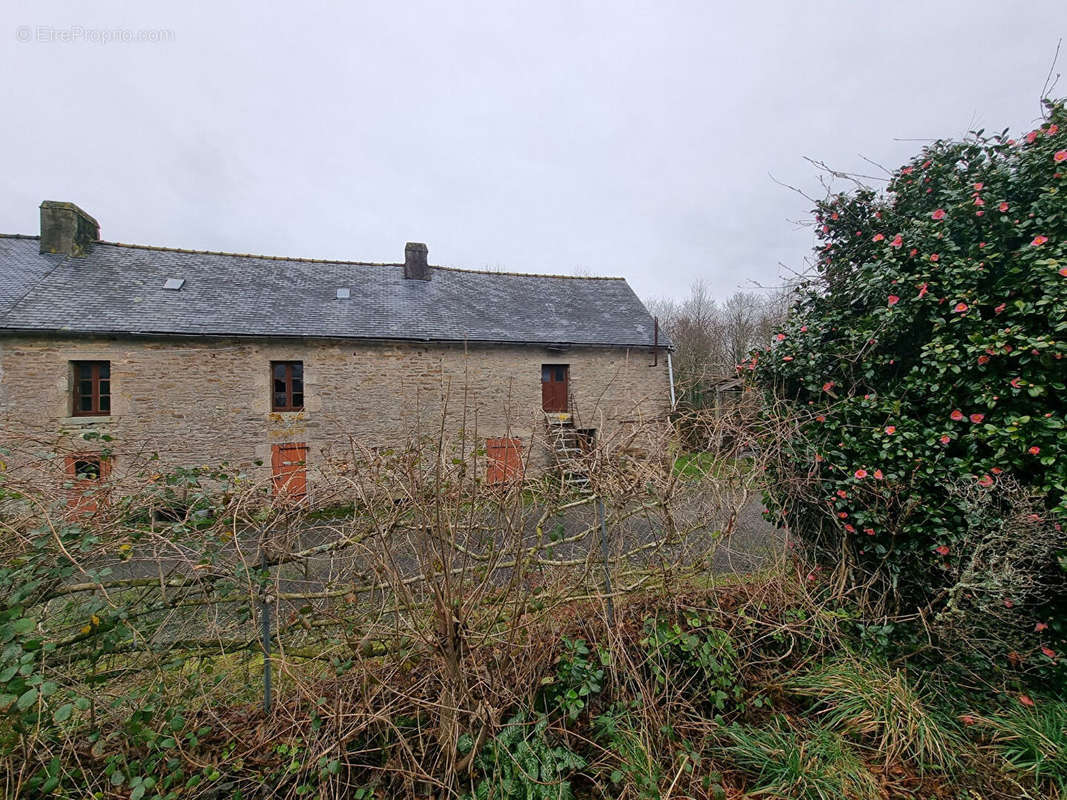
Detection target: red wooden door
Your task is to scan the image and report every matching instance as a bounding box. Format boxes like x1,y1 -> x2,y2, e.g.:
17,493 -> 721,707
65,454 -> 110,515
541,364 -> 569,413
271,442 -> 308,500
486,438 -> 523,484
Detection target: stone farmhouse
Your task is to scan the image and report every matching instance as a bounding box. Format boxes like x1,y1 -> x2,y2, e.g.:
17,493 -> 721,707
0,202 -> 674,502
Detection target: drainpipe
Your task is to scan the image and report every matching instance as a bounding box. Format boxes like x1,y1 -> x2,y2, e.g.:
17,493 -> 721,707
667,353 -> 677,410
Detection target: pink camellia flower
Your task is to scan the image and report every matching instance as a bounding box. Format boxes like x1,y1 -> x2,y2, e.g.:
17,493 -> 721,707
844,524 -> 856,533
918,283 -> 929,298
1027,130 -> 1040,144
864,527 -> 875,536
931,208 -> 946,220
1031,235 -> 1048,246
978,474 -> 994,488
776,333 -> 786,341
836,489 -> 847,498
800,325 -> 808,332
994,303 -> 1006,314
873,469 -> 884,479
978,355 -> 990,365
1010,377 -> 1022,388
1029,446 -> 1041,455
970,413 -> 985,424
930,254 -> 940,262
991,467 -> 1003,475
954,302 -> 968,313
1019,695 -> 1035,708
1036,621 -> 1049,632
838,511 -> 848,519
900,166 -> 914,176
998,202 -> 1008,212
1049,124 -> 1060,135
1060,266 -> 1067,277
822,381 -> 834,392
815,415 -> 826,423
890,234 -> 903,248
782,356 -> 793,361
854,469 -> 868,479
973,196 -> 985,206
887,295 -> 900,306
885,426 -> 896,434
960,714 -> 977,725
950,410 -> 965,421
909,247 -> 918,257
935,545 -> 950,556
1042,646 -> 1057,659
973,182 -> 984,190
872,233 -> 885,242
1054,150 -> 1067,163
940,435 -> 951,444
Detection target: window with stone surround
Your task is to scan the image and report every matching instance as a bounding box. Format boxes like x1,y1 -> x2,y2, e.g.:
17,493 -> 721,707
72,361 -> 111,416
271,361 -> 304,412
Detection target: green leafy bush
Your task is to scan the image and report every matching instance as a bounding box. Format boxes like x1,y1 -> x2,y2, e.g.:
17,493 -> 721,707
641,616 -> 744,712
750,100 -> 1067,644
468,714 -> 586,800
540,637 -> 608,721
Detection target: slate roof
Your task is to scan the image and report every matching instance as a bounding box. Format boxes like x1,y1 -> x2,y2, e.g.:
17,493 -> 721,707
0,235 -> 669,349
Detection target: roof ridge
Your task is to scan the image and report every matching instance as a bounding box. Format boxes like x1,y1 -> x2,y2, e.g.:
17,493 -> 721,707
0,234 -> 626,281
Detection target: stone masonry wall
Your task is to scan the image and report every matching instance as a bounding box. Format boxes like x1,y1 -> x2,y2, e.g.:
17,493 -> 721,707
0,335 -> 672,498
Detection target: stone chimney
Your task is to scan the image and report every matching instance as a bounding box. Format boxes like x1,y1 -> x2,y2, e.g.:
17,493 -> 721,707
40,201 -> 100,257
404,242 -> 430,280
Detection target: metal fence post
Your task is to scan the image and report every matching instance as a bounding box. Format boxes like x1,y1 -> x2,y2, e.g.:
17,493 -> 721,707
596,498 -> 616,627
259,551 -> 272,714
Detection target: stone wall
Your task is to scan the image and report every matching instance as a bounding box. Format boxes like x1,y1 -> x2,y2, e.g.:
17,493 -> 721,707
0,335 -> 672,496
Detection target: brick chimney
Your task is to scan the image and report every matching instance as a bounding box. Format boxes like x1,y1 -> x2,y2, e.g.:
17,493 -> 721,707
404,242 -> 430,280
39,201 -> 100,257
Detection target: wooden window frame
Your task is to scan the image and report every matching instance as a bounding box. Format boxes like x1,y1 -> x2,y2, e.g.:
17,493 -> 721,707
271,361 -> 305,412
72,360 -> 111,417
65,453 -> 111,514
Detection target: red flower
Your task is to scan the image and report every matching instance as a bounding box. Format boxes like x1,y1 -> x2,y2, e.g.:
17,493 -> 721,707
977,355 -> 989,365
854,469 -> 868,479
836,489 -> 847,498
939,435 -> 951,444
815,415 -> 826,422
1036,622 -> 1049,632
1003,598 -> 1014,608
776,333 -> 786,341
970,413 -> 985,424
1055,150 -> 1067,163
782,356 -> 793,361
1031,235 -> 1048,246
930,254 -> 940,262
1019,694 -> 1035,707
991,467 -> 1003,474
873,469 -> 884,480
890,234 -> 903,248
900,167 -> 914,175
800,325 -> 808,332
909,247 -> 918,257
973,182 -> 983,191
888,295 -> 900,306
863,528 -> 875,536
822,381 -> 834,392
1060,267 -> 1067,277
1028,446 -> 1040,455
1049,124 -> 1060,135
994,303 -> 1006,314
872,233 -> 885,242
1027,130 -> 1039,144
1010,377 -> 1021,388
935,545 -> 950,556
1042,646 -> 1057,659
918,283 -> 929,298
838,511 -> 849,519
973,196 -> 985,206
978,474 -> 994,488
950,410 -> 965,421
931,208 -> 946,220
844,524 -> 856,533
953,302 -> 968,313
960,714 -> 977,725
885,426 -> 896,434
998,201 -> 1008,212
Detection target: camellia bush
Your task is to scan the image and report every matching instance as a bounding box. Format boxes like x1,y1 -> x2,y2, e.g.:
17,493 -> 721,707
750,101 -> 1066,665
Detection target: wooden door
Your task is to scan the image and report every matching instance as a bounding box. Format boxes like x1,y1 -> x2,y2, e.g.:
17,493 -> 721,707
541,364 -> 569,413
486,438 -> 523,484
65,454 -> 110,515
271,442 -> 308,500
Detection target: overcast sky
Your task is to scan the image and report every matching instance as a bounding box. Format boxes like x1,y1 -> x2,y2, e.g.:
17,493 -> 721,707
1,2 -> 1063,303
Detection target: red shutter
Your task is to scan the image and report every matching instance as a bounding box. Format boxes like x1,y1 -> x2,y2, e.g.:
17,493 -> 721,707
486,438 -> 523,484
271,442 -> 308,500
65,454 -> 111,514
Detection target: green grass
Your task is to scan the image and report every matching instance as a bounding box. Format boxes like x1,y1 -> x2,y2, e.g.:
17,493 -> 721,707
786,655 -> 963,772
721,717 -> 881,800
983,699 -> 1067,793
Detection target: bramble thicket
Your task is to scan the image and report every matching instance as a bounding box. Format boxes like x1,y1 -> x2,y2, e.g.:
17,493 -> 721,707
752,100 -> 1067,672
